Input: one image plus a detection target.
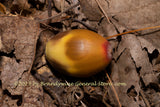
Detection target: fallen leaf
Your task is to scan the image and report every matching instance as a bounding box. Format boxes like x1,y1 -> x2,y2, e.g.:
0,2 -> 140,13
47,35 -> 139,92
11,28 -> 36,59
0,16 -> 42,106
0,3 -> 6,14
79,0 -> 102,21
108,49 -> 145,106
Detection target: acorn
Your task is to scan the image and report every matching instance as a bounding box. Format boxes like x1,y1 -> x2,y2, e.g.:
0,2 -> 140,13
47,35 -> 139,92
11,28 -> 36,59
45,29 -> 112,77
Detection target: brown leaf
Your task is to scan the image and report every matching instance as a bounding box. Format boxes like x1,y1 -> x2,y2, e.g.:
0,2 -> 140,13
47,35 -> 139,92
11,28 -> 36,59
33,30 -> 54,69
0,16 -> 41,106
53,0 -> 70,11
116,34 -> 158,86
107,0 -> 160,29
1,57 -> 27,94
138,32 -> 160,65
79,0 -> 102,21
22,74 -> 44,107
0,88 -> 2,106
12,0 -> 30,9
108,49 -> 145,106
34,65 -> 66,106
97,1 -> 160,99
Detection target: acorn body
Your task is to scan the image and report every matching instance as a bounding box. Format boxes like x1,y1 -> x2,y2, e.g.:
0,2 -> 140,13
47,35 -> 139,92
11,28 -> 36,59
45,29 -> 112,77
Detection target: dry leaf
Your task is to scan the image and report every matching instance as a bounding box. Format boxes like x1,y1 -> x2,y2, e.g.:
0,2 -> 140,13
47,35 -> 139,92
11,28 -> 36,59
0,16 -> 42,106
22,74 -> 44,107
53,0 -> 70,11
0,3 -> 6,14
12,0 -> 30,9
108,49 -> 145,106
33,30 -> 54,69
79,0 -> 102,21
107,0 -> 160,28
34,65 -> 66,106
0,0 -> 159,106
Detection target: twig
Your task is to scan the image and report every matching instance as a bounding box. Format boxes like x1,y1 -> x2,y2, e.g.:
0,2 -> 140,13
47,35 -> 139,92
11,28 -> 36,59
40,23 -> 59,31
61,0 -> 65,13
151,100 -> 160,106
106,72 -> 122,107
20,0 -> 27,15
38,2 -> 80,22
95,0 -> 111,24
65,80 -> 87,107
75,94 -> 87,107
105,25 -> 160,40
102,90 -> 112,107
140,90 -> 151,107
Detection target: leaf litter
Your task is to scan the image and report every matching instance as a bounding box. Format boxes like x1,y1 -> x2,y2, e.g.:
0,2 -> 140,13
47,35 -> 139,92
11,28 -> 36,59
0,0 -> 160,106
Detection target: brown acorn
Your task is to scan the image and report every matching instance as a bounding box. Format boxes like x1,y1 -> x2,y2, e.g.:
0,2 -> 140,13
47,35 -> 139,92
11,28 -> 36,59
45,29 -> 112,77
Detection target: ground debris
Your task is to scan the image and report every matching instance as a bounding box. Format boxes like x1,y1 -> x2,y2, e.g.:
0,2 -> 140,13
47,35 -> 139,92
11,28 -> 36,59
0,0 -> 160,106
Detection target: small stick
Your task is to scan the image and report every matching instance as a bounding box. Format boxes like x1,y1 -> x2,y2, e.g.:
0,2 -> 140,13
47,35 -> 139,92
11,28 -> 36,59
95,0 -> 111,24
102,91 -> 112,107
151,100 -> 160,106
38,2 -> 80,22
61,0 -> 65,13
65,80 -> 86,107
105,25 -> 160,40
106,72 -> 122,107
20,0 -> 27,15
140,90 -> 151,107
75,94 -> 87,107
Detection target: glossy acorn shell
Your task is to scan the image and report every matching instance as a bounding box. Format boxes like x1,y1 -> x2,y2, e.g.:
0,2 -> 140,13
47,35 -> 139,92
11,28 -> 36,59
45,29 -> 112,77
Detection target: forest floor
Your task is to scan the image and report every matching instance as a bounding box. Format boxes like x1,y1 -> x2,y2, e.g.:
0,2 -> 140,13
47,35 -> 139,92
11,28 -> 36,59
0,0 -> 160,107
